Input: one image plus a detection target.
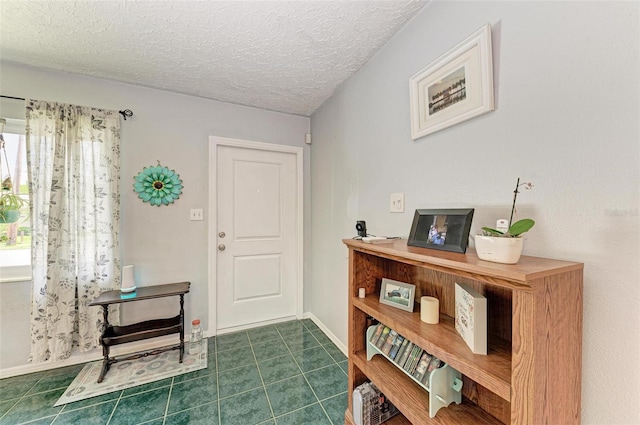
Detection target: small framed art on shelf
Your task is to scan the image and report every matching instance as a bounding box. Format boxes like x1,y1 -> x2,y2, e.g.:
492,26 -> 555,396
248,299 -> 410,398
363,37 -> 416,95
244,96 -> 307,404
379,278 -> 416,312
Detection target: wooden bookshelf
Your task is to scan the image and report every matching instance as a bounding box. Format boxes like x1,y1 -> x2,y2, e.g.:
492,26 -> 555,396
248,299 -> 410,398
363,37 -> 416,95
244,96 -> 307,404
344,239 -> 583,425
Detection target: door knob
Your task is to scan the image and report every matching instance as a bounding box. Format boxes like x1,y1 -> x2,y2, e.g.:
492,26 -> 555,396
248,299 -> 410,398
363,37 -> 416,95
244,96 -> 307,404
218,232 -> 226,238
218,244 -> 226,251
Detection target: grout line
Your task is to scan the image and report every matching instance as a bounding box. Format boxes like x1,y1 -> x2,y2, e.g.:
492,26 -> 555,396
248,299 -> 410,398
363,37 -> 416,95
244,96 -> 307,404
104,390 -> 124,425
247,332 -> 277,423
161,376 -> 174,425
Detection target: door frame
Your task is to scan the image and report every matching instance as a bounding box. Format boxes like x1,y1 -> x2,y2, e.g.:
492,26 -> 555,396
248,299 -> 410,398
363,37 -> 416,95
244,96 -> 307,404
208,136 -> 304,336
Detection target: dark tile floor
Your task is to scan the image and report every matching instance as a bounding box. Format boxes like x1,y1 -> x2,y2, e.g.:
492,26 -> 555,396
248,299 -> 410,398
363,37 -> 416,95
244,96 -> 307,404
0,319 -> 348,425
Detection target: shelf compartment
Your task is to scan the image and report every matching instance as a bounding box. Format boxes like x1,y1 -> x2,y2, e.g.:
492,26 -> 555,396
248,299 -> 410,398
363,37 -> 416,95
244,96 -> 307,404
353,351 -> 503,424
102,315 -> 182,346
354,296 -> 511,401
366,326 -> 463,418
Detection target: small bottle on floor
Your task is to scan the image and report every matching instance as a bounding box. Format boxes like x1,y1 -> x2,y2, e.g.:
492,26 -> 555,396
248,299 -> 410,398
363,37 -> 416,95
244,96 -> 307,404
189,319 -> 203,355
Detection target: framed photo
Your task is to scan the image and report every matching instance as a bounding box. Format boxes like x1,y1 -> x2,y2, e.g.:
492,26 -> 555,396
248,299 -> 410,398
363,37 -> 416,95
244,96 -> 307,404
379,278 -> 416,312
407,209 -> 474,253
409,24 -> 494,139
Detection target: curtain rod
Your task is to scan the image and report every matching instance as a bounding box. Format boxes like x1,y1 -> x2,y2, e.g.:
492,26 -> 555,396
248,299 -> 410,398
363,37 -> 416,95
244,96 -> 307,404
0,95 -> 134,120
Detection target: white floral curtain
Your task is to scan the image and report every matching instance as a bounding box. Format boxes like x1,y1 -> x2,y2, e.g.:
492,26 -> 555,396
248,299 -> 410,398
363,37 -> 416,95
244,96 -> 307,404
26,100 -> 121,363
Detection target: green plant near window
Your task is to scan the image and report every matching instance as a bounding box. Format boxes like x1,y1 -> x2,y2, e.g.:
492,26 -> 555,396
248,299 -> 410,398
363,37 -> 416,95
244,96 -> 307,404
0,117 -> 28,224
0,184 -> 27,224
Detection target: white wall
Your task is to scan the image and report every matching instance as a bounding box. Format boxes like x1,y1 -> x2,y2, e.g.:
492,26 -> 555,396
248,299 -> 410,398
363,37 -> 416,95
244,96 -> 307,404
0,62 -> 310,371
310,1 -> 639,424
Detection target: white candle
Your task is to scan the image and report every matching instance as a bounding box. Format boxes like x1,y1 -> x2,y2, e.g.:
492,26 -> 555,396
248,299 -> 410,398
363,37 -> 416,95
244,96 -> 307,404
358,288 -> 365,298
420,296 -> 440,324
121,265 -> 136,292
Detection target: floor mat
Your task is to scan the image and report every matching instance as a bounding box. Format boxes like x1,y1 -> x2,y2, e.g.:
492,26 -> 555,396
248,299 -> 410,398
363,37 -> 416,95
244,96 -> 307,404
54,344 -> 207,406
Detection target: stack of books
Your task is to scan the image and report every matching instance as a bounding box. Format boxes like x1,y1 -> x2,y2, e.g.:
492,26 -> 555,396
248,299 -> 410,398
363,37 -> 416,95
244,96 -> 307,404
368,323 -> 444,386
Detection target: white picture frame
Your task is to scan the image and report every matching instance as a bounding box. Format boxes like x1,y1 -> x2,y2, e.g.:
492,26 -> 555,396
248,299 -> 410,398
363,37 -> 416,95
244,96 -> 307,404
379,278 -> 416,312
409,24 -> 494,140
454,282 -> 487,355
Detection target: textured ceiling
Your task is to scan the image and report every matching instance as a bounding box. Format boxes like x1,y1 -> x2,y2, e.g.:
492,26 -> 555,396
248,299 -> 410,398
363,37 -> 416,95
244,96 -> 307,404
0,1 -> 427,116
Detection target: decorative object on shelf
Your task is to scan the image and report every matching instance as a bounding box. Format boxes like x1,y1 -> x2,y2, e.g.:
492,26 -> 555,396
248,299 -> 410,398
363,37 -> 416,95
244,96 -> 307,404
420,296 -> 440,324
475,178 -> 535,264
455,282 -> 487,355
474,235 -> 524,264
121,265 -> 136,293
133,161 -> 183,206
409,24 -> 494,140
0,118 -> 27,224
353,381 -> 399,425
379,278 -> 416,312
407,208 -> 474,253
365,326 -> 463,418
358,287 -> 365,298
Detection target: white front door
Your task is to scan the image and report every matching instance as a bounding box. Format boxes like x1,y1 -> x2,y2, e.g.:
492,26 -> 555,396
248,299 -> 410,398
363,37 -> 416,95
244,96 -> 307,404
212,138 -> 302,332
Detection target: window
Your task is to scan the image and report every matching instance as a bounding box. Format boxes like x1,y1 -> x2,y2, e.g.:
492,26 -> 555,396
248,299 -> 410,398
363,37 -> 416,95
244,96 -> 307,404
0,119 -> 30,282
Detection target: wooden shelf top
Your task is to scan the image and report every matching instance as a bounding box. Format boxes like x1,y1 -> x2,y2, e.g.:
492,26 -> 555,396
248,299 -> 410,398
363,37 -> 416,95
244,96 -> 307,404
89,282 -> 190,306
343,238 -> 582,286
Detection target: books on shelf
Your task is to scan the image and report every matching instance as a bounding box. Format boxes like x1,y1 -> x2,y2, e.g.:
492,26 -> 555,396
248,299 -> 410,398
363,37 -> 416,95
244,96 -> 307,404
454,282 -> 487,355
388,334 -> 405,359
365,323 -> 450,400
413,351 -> 433,382
381,330 -> 398,355
404,345 -> 423,375
375,327 -> 391,350
393,337 -> 409,362
396,341 -> 414,368
370,323 -> 385,345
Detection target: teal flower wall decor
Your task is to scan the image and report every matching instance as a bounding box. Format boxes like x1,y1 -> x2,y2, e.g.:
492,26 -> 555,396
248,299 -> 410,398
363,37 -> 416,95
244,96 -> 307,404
133,162 -> 183,206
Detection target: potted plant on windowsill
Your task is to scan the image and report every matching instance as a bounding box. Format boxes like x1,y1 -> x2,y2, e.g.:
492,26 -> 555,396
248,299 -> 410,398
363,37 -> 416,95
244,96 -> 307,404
474,178 -> 535,264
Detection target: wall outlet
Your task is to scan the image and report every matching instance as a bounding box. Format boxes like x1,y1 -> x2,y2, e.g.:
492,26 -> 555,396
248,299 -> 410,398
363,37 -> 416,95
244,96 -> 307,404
190,209 -> 204,221
390,193 -> 405,213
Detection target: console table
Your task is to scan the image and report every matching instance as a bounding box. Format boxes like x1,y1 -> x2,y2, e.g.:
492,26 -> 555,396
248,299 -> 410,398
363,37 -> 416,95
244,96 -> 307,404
89,282 -> 191,383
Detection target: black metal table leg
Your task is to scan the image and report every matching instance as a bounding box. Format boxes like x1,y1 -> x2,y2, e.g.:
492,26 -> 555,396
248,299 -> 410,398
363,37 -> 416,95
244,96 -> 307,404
179,293 -> 185,363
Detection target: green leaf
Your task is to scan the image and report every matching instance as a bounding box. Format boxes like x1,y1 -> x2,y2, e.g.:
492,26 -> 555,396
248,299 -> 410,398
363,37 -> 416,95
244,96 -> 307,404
482,227 -> 504,236
508,219 -> 535,237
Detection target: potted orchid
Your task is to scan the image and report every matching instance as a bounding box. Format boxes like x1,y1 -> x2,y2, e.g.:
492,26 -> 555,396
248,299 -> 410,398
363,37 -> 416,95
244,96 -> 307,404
475,178 -> 535,264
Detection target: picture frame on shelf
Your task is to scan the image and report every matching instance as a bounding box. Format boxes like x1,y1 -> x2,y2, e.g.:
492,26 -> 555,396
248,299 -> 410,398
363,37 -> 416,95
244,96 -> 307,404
407,208 -> 474,253
454,282 -> 487,355
379,278 -> 416,312
409,24 -> 494,139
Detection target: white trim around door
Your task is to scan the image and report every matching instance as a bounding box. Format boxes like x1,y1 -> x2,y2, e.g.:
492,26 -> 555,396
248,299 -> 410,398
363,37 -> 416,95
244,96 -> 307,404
208,136 -> 304,336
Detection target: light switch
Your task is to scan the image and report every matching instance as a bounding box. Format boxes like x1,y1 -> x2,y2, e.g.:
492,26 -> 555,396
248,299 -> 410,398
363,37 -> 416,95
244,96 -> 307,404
390,193 -> 405,213
190,209 -> 204,221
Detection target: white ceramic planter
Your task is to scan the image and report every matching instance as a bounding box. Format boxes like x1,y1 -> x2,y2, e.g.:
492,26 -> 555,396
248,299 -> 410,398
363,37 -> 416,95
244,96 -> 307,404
474,235 -> 524,264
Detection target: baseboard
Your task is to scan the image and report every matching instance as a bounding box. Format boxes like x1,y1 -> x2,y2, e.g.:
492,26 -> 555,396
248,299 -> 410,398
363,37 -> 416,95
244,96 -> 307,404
0,334 -> 179,379
214,315 -> 298,336
303,312 -> 347,357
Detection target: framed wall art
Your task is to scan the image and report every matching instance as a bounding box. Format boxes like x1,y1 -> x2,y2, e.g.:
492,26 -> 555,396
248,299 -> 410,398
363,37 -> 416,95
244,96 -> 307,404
407,208 -> 474,253
379,278 -> 416,312
409,24 -> 494,139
